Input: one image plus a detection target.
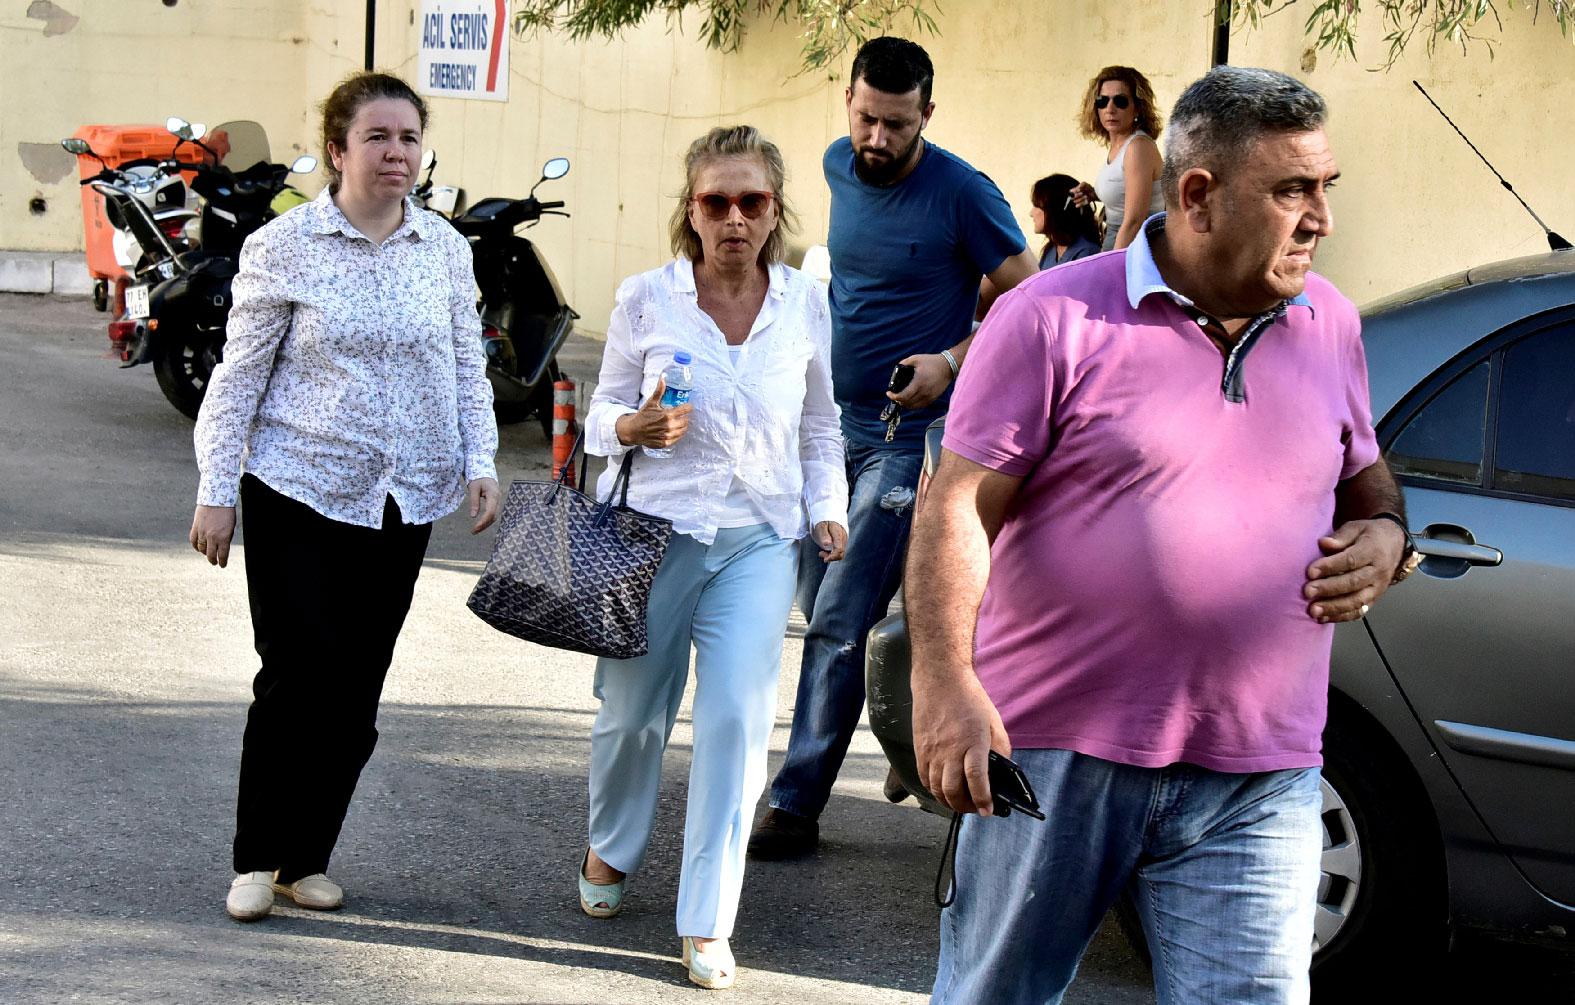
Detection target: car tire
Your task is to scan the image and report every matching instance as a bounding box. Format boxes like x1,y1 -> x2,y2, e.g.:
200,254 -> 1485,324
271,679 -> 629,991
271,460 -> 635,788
1311,707 -> 1447,999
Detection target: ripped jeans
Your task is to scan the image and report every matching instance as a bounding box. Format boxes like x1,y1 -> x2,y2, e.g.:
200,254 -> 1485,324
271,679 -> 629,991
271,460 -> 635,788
768,440 -> 923,821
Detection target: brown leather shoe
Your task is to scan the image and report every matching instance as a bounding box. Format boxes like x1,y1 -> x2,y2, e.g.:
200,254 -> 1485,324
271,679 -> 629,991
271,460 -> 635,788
747,808 -> 819,860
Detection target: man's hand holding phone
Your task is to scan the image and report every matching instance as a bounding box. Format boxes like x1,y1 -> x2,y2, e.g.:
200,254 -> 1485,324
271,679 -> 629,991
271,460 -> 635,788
913,668 -> 1013,816
887,354 -> 953,410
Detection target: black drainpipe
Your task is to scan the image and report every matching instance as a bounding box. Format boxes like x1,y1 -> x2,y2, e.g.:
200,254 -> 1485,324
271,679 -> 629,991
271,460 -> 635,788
363,0 -> 376,71
1212,0 -> 1232,66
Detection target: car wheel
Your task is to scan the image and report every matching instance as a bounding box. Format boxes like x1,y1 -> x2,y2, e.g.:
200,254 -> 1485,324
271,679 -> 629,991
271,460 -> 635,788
1311,708 -> 1447,998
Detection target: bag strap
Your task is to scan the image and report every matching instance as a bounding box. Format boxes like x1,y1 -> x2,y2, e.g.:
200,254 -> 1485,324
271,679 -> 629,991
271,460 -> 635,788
594,450 -> 636,526
548,427 -> 588,503
545,426 -> 637,521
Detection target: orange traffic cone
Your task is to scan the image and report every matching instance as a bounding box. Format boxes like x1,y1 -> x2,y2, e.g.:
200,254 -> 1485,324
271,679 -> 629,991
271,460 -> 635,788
553,378 -> 577,484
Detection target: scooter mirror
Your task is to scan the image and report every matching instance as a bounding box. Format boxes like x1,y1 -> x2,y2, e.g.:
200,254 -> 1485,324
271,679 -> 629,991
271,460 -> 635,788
541,157 -> 570,180
426,185 -> 460,216
166,117 -> 194,139
290,155 -> 319,174
421,149 -> 437,172
61,138 -> 92,156
190,123 -> 209,141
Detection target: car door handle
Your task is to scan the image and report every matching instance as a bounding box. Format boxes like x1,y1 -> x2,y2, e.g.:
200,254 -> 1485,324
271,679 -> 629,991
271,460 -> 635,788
1413,536 -> 1503,567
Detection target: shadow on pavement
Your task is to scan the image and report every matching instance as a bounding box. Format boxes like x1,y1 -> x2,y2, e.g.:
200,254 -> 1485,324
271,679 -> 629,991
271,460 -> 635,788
0,679 -> 963,998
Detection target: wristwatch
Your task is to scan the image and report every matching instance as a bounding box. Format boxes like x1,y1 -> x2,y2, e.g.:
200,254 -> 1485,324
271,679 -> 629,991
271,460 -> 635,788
1368,511 -> 1420,584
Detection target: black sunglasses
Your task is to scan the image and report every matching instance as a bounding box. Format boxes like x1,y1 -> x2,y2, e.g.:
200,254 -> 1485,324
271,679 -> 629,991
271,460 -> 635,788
1094,94 -> 1132,110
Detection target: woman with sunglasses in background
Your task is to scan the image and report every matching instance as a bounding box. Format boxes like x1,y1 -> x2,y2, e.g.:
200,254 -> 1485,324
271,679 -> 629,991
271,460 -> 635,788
1070,65 -> 1165,251
576,125 -> 847,990
1030,173 -> 1104,269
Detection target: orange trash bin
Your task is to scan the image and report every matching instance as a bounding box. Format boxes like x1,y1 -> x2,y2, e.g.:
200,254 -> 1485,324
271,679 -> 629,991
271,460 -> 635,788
68,123 -> 229,283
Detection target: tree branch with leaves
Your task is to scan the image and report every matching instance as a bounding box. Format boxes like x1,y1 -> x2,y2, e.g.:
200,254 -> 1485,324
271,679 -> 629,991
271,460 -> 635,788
1229,0 -> 1575,67
512,0 -> 939,70
512,0 -> 1575,73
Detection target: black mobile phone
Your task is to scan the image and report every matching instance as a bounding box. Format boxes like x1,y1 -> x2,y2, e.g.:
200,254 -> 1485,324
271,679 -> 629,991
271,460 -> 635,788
888,362 -> 916,394
988,751 -> 1046,820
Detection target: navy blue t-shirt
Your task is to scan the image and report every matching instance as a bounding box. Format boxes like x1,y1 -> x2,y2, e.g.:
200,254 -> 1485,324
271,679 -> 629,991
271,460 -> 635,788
824,136 -> 1024,448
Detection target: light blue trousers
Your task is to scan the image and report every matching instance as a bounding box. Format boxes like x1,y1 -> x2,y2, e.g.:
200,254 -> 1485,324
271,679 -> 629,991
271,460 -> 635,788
587,523 -> 798,938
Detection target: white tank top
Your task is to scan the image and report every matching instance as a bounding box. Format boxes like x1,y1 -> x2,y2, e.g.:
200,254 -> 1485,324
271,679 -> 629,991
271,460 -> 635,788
1094,131 -> 1164,250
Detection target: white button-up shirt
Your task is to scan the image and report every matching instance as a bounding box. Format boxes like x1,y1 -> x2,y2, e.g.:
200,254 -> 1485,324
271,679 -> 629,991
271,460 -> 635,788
194,189 -> 497,528
586,257 -> 847,545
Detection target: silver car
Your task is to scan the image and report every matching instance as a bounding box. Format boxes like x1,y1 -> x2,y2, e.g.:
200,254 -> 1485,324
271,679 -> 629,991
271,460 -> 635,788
865,250 -> 1575,987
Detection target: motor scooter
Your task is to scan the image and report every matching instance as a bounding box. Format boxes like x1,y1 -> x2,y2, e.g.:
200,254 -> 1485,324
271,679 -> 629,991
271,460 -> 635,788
74,117 -> 316,419
450,157 -> 578,435
61,131 -> 201,312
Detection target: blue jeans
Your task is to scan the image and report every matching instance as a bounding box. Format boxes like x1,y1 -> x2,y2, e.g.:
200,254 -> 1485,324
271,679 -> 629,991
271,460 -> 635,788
768,440 -> 923,820
934,749 -> 1323,1005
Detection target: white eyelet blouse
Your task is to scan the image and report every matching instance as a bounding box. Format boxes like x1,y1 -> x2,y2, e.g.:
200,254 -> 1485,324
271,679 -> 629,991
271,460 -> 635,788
585,257 -> 847,545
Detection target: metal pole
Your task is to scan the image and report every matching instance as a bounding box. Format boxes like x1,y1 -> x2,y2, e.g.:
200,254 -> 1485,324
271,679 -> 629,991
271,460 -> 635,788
1212,0 -> 1232,66
365,0 -> 376,71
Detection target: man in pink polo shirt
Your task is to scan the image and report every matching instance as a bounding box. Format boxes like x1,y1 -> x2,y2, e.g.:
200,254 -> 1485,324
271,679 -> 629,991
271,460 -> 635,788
908,67 -> 1414,1004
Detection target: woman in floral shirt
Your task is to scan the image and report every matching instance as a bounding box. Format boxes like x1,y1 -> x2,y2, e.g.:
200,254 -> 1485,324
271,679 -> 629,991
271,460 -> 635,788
189,72 -> 499,923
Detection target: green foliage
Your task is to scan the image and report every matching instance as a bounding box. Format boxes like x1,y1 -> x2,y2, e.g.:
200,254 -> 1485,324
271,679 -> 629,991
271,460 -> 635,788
1226,0 -> 1575,67
511,0 -> 939,71
512,1 -> 1574,72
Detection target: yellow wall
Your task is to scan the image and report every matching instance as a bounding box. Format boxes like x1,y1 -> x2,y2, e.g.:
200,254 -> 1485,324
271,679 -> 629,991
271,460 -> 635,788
2,2 -> 322,250
1230,5 -> 1575,300
6,1 -> 1572,330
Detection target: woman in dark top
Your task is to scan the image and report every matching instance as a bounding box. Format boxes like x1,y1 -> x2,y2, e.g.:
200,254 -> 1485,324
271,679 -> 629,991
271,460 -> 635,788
1030,174 -> 1103,270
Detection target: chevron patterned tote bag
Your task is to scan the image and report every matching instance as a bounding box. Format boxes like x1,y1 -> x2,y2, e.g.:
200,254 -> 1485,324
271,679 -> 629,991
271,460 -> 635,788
467,433 -> 673,659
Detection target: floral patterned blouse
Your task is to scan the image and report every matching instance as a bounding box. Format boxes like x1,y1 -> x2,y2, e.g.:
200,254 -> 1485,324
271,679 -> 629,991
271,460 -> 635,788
585,256 -> 847,545
194,188 -> 497,528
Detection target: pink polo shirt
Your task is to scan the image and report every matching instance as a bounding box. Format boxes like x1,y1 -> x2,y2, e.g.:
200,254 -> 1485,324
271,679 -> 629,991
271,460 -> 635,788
943,240 -> 1378,772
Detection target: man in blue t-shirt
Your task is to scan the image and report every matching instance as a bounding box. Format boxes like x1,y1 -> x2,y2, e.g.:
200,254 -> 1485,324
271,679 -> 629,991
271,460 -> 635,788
750,36 -> 1036,860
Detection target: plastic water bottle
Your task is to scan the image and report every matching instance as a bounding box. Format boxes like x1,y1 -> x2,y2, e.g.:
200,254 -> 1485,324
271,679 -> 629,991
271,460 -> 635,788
643,351 -> 693,458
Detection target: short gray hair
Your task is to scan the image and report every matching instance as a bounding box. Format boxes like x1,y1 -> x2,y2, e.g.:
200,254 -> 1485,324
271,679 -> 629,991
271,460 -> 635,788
1160,66 -> 1327,208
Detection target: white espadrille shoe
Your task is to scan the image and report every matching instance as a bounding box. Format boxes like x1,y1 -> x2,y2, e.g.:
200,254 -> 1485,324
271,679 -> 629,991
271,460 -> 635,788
681,936 -> 736,990
272,873 -> 344,910
226,871 -> 276,921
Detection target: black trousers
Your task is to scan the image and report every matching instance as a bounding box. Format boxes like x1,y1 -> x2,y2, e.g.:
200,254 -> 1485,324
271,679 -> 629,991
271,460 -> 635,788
233,474 -> 432,881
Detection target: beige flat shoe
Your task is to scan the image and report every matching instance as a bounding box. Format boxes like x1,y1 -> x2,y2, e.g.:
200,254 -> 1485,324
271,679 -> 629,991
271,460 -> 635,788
272,873 -> 343,910
226,871 -> 275,921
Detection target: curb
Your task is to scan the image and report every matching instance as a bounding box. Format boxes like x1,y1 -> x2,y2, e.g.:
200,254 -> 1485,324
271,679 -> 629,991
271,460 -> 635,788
0,251 -> 93,296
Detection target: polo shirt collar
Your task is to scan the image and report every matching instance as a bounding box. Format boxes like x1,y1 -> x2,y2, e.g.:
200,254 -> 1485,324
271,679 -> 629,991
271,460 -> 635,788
1124,212 -> 1314,317
306,187 -> 433,243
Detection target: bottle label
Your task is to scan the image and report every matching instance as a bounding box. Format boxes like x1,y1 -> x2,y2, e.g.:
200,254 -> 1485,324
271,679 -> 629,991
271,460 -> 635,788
659,387 -> 691,409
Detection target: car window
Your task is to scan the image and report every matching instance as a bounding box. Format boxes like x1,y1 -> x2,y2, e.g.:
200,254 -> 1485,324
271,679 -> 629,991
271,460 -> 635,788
1386,360 -> 1491,486
1493,325 -> 1575,501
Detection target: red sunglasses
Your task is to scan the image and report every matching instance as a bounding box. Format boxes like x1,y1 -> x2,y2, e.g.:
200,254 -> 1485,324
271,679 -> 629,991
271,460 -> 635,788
692,191 -> 775,221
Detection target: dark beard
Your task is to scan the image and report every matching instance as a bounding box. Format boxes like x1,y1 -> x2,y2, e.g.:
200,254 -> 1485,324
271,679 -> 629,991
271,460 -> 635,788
853,135 -> 923,186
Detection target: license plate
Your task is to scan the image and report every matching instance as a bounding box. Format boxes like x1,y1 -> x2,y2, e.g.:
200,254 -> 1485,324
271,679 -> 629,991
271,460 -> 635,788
125,284 -> 150,320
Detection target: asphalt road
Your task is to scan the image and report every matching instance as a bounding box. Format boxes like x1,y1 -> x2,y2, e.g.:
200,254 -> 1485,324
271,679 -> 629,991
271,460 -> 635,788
3,293 -> 1571,1004
0,294 -> 1153,1004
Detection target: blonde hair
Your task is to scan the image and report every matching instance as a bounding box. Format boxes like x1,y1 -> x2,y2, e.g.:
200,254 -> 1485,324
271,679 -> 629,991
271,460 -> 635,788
1077,65 -> 1163,145
669,126 -> 797,265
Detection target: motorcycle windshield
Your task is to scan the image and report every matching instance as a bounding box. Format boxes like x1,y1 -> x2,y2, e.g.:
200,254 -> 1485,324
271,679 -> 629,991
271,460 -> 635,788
209,121 -> 271,171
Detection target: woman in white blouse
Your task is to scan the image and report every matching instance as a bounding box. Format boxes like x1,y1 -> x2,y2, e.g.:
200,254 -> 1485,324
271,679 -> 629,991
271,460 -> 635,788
577,126 -> 848,990
188,73 -> 500,923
